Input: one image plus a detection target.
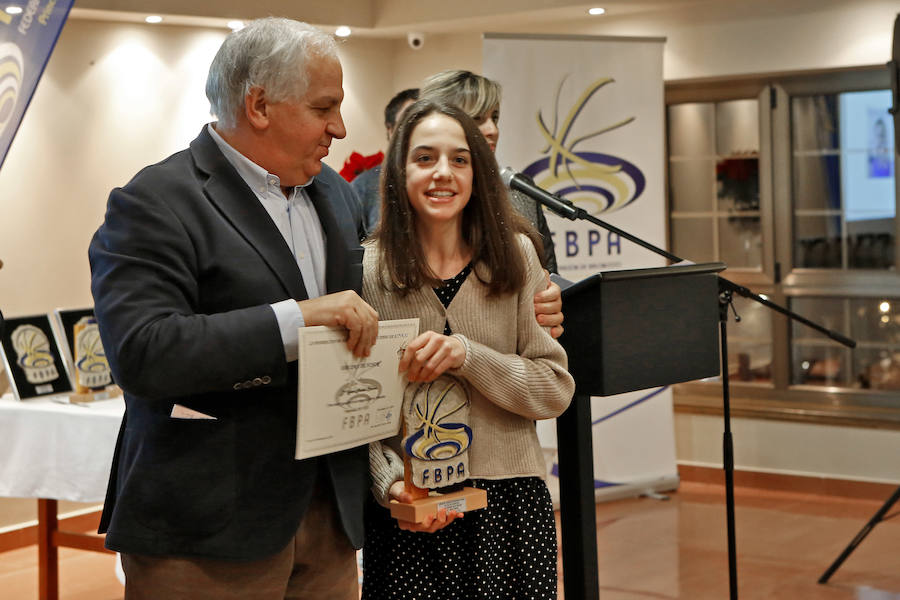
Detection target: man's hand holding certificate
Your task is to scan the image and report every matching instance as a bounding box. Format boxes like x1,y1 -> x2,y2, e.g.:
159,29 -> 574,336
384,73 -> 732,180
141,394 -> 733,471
295,318 -> 419,460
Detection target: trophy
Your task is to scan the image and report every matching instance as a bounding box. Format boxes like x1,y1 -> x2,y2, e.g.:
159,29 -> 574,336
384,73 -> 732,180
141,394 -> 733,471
69,316 -> 118,402
389,375 -> 488,523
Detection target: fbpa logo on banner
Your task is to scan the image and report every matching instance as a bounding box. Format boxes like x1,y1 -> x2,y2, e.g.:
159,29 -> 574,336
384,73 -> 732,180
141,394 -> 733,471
0,0 -> 73,169
521,76 -> 646,217
0,43 -> 24,137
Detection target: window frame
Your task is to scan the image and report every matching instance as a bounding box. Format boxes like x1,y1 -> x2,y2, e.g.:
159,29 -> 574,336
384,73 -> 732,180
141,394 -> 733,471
666,65 -> 900,429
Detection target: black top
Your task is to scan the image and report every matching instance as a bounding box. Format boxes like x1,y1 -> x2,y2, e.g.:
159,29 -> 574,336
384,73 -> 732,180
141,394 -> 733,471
433,263 -> 473,334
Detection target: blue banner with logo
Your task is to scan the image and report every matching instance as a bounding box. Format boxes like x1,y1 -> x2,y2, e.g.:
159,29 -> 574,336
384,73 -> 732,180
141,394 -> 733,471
0,0 -> 73,169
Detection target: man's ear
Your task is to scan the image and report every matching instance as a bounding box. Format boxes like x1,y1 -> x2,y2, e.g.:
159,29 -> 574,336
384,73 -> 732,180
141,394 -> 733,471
245,87 -> 269,130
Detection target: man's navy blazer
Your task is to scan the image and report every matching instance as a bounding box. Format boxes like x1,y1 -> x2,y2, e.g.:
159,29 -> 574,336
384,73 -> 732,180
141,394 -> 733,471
89,126 -> 369,560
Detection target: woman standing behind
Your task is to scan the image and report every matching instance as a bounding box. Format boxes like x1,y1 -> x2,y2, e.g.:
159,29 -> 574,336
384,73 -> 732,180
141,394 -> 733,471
419,69 -> 558,273
362,99 -> 574,599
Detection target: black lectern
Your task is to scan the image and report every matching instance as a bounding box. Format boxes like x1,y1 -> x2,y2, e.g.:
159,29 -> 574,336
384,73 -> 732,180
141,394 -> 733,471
554,262 -> 725,600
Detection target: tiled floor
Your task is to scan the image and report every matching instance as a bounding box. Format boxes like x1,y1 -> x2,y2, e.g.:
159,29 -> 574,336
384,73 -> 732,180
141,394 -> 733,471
2,480 -> 899,599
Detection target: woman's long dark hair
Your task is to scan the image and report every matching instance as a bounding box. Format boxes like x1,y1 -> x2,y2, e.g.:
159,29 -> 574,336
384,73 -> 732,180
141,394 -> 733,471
375,99 -> 543,296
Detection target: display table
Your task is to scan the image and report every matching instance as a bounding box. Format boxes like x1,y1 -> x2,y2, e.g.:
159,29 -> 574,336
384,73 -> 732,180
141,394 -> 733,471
0,393 -> 124,600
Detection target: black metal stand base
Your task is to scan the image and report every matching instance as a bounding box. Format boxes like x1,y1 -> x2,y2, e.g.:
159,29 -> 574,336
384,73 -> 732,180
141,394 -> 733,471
818,485 -> 900,584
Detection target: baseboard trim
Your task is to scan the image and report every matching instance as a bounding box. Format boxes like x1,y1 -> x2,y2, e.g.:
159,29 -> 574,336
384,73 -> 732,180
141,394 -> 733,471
3,468 -> 893,553
0,510 -> 102,554
678,464 -> 899,502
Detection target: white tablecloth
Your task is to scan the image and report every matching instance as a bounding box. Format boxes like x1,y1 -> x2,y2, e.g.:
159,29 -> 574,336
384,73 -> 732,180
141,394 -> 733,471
0,393 -> 124,502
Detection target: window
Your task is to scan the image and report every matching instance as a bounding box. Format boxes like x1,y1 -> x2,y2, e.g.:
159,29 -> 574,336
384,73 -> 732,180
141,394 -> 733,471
668,100 -> 763,270
791,90 -> 895,270
666,66 -> 900,426
790,296 -> 900,389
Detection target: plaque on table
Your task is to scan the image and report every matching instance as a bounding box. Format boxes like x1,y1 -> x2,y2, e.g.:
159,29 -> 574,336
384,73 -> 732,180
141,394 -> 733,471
53,308 -> 119,402
0,313 -> 73,401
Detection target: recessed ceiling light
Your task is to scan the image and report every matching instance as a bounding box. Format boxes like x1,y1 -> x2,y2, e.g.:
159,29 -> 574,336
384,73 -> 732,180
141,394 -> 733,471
145,15 -> 163,24
335,25 -> 351,38
5,5 -> 23,14
588,7 -> 606,16
227,20 -> 244,31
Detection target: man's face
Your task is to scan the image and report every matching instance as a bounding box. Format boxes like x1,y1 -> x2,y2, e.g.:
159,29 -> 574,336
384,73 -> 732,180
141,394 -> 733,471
265,56 -> 346,187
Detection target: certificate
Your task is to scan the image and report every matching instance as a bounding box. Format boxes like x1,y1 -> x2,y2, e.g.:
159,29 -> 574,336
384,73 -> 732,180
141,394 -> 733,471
295,318 -> 419,460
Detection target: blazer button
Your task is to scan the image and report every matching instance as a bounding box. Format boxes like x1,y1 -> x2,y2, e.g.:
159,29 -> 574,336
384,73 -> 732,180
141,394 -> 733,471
261,375 -> 271,384
243,380 -> 253,389
253,377 -> 263,386
233,383 -> 242,391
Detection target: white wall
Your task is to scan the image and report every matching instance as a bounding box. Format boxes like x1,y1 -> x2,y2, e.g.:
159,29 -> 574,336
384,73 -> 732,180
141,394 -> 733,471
389,32 -> 483,91
331,36 -> 396,159
676,413 -> 900,484
0,20 -> 225,317
520,0 -> 897,80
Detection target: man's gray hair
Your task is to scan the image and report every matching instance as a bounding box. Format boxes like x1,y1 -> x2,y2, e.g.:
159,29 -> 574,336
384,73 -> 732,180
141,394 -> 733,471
206,18 -> 338,129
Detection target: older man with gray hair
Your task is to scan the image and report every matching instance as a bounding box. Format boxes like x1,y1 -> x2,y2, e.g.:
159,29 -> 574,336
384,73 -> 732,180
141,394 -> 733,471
89,18 -> 376,599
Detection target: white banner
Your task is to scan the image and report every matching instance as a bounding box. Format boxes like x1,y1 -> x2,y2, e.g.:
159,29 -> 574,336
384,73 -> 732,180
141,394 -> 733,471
484,33 -> 678,501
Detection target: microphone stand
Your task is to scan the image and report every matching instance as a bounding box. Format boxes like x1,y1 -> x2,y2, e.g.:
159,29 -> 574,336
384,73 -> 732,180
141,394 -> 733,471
541,194 -> 855,600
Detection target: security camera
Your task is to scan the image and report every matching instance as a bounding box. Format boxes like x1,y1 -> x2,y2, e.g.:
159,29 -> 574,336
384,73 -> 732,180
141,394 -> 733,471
407,32 -> 425,50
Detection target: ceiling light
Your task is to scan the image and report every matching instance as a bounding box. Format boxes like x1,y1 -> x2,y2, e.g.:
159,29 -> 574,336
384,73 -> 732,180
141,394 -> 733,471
588,7 -> 606,16
5,5 -> 23,14
144,15 -> 162,24
335,25 -> 351,38
227,20 -> 244,31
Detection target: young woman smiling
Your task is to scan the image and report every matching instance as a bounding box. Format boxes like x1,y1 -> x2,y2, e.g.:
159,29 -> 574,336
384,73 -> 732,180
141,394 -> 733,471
361,99 -> 574,600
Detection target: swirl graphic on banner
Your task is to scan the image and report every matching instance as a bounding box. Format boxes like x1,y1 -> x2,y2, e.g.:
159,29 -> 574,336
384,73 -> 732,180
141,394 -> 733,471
0,43 -> 25,137
522,76 -> 645,216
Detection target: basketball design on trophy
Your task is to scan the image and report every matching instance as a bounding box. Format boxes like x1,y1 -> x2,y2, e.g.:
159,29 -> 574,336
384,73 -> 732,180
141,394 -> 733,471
11,324 -> 59,385
73,316 -> 112,392
390,375 -> 487,523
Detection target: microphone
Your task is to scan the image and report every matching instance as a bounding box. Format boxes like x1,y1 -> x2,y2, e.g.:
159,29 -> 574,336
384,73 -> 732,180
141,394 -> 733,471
500,166 -> 582,221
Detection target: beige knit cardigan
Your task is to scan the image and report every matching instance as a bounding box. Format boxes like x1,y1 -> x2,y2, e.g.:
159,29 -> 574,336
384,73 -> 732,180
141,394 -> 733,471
364,234 -> 576,502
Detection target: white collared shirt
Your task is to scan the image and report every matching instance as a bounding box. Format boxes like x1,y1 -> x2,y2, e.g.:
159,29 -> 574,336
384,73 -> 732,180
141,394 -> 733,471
207,124 -> 325,362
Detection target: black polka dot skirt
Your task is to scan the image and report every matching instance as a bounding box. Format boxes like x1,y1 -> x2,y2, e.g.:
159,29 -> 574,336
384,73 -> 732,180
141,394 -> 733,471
361,477 -> 558,600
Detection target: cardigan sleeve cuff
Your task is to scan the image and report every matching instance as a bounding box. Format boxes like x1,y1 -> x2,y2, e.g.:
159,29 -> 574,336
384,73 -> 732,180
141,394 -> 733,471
369,441 -> 405,506
450,333 -> 474,374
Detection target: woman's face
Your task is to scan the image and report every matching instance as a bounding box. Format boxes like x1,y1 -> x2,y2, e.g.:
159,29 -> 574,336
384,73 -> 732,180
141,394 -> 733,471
405,113 -> 473,227
474,105 -> 500,152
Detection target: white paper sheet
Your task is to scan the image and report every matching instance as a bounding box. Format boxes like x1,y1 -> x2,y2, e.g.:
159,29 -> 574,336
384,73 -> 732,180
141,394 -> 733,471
295,318 -> 419,460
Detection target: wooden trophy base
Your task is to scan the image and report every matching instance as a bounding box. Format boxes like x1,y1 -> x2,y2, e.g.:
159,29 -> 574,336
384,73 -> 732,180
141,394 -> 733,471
69,384 -> 122,404
389,486 -> 487,523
